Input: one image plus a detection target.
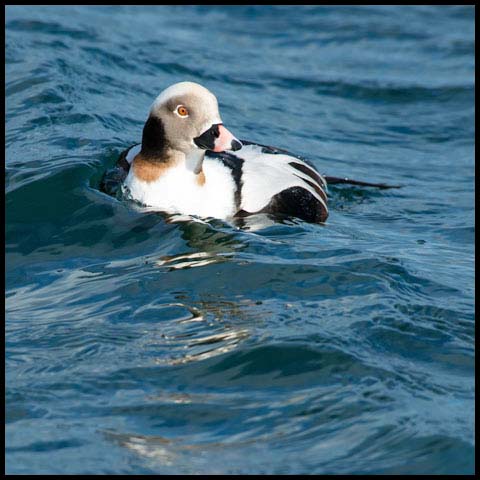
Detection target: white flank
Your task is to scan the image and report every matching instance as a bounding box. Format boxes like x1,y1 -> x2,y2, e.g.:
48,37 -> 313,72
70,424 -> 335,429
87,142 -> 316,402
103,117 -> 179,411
236,144 -> 328,213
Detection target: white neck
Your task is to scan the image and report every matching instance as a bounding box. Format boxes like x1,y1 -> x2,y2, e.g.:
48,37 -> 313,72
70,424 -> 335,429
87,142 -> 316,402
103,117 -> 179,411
184,148 -> 206,174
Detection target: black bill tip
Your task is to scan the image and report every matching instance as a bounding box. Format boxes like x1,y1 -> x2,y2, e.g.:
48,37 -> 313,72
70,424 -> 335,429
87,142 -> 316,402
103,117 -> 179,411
231,139 -> 243,151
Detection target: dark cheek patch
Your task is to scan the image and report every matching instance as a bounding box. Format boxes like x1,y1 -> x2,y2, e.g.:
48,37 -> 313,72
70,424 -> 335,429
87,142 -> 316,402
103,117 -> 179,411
141,116 -> 168,158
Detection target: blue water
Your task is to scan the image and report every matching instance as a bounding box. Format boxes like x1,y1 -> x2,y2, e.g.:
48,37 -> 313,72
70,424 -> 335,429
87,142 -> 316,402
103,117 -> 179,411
5,5 -> 475,474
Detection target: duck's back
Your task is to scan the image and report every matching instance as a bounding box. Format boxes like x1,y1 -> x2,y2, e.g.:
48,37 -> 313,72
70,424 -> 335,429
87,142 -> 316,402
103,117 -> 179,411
207,141 -> 329,223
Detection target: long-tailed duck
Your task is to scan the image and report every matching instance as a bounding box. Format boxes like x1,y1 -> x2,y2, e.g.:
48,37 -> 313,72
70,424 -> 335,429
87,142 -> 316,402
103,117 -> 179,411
100,81 -> 398,224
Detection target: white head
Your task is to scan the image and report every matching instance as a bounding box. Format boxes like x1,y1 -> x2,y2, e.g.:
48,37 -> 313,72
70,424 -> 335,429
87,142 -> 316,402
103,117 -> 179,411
140,82 -> 242,162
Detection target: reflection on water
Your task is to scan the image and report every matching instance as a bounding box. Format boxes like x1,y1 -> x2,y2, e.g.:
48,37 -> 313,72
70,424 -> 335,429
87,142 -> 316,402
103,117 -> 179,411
232,212 -> 289,231
103,428 -> 274,471
105,431 -> 178,467
156,251 -> 235,270
142,296 -> 256,367
150,211 -> 246,270
135,217 -> 286,367
158,328 -> 251,366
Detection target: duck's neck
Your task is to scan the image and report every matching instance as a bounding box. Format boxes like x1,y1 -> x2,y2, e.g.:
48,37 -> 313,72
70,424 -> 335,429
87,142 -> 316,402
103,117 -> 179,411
179,148 -> 206,186
184,148 -> 206,175
139,114 -> 206,180
133,147 -> 206,184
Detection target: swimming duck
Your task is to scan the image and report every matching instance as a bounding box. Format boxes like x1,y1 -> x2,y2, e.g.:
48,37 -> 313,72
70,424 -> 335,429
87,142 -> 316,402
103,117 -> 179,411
103,81 -> 330,223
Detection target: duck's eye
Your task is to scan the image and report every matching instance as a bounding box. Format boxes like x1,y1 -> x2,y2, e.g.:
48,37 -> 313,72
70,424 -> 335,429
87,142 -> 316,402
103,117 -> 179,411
175,105 -> 189,117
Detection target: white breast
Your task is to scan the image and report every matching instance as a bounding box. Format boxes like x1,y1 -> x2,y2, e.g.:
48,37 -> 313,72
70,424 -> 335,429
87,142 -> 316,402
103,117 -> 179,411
123,155 -> 236,220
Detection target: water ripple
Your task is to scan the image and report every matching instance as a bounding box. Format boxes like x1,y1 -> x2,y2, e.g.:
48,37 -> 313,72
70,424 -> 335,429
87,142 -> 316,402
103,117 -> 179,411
5,4 -> 474,475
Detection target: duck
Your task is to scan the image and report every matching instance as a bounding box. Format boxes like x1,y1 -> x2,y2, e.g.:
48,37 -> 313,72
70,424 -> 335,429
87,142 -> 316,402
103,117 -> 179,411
102,81 -> 329,224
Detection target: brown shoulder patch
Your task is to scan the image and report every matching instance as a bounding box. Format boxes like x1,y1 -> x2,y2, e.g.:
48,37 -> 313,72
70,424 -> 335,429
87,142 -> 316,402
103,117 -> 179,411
196,170 -> 206,186
132,154 -> 177,183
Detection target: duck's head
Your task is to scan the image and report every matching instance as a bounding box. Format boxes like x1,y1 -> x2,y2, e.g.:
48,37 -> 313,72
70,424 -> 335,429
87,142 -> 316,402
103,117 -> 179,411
141,82 -> 242,161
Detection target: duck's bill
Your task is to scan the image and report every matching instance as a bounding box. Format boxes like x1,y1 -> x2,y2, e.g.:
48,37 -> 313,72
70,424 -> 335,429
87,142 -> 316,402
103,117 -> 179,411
194,124 -> 242,152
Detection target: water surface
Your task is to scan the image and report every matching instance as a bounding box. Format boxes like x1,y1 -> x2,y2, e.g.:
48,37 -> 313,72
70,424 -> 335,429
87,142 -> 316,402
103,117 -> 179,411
5,5 -> 475,474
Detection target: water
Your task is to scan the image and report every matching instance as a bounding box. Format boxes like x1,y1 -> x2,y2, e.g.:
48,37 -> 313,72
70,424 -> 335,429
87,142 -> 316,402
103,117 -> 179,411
5,5 -> 475,474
